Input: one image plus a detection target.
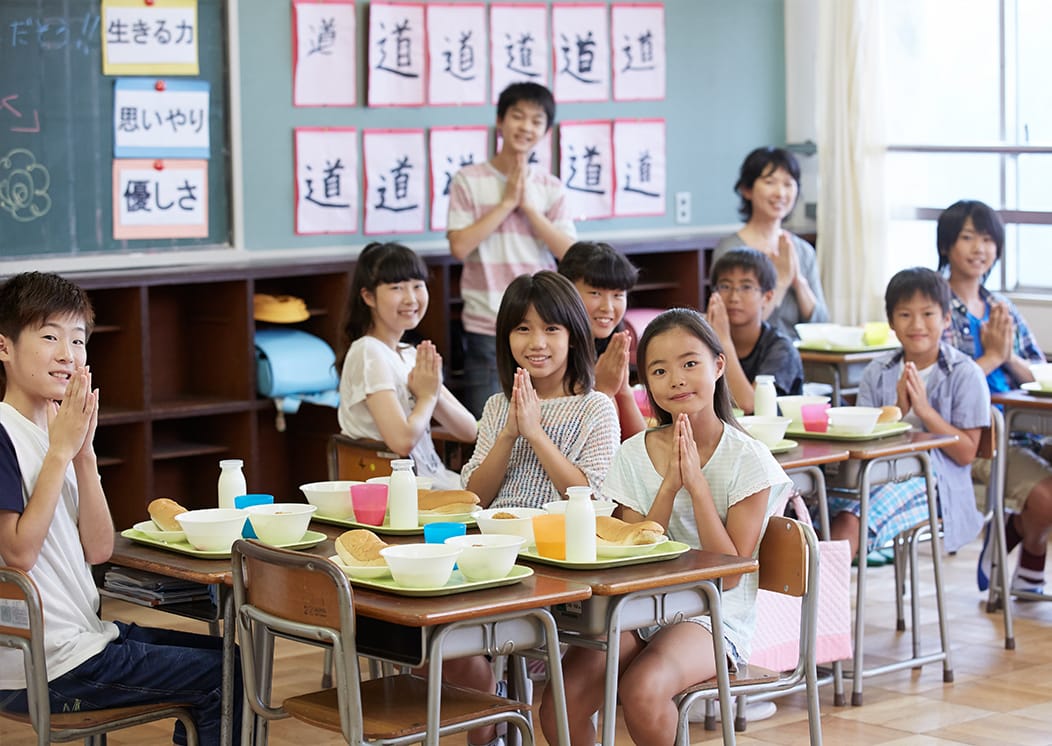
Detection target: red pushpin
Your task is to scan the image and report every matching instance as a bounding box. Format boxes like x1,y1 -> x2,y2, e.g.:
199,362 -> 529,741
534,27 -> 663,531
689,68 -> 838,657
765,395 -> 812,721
155,80 -> 166,92
144,0 -> 155,6
153,160 -> 164,171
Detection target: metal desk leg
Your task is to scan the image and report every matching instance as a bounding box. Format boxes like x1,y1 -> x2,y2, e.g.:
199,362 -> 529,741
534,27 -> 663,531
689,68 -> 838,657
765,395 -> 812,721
921,453 -> 955,685
852,469 -> 870,706
218,587 -> 235,746
992,409 -> 1015,647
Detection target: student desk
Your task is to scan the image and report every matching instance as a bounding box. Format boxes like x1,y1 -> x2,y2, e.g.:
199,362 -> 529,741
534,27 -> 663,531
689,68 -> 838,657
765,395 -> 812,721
775,440 -> 852,539
813,430 -> 959,706
798,348 -> 893,404
105,529 -> 592,746
991,390 -> 1052,607
526,549 -> 758,746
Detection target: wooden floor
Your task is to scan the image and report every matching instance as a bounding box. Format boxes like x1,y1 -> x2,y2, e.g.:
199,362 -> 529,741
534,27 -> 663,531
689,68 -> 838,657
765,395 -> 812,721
4,536 -> 1052,745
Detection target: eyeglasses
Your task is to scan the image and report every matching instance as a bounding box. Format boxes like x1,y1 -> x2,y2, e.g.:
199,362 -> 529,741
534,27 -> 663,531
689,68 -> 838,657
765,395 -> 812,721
714,282 -> 762,296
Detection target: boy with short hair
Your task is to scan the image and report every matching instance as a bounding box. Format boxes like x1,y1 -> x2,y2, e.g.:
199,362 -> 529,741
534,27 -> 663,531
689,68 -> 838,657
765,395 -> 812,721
828,267 -> 990,557
706,248 -> 803,413
558,240 -> 646,439
0,272 -> 239,746
447,82 -> 577,417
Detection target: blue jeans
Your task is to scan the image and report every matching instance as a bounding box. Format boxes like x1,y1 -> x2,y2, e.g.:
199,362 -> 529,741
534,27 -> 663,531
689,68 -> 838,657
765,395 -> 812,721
462,331 -> 500,419
0,621 -> 241,746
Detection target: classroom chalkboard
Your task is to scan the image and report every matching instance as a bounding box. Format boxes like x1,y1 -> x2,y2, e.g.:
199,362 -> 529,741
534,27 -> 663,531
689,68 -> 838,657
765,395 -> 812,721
0,0 -> 230,258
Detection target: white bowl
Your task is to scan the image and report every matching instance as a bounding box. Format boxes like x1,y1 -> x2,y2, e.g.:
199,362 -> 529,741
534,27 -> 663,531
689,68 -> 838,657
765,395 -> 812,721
380,543 -> 462,588
776,395 -> 831,425
443,534 -> 526,581
794,323 -> 840,343
299,481 -> 360,519
827,326 -> 865,348
1030,363 -> 1052,390
245,503 -> 317,545
132,520 -> 186,543
366,475 -> 435,490
175,508 -> 248,552
474,507 -> 546,545
542,499 -> 617,517
738,415 -> 792,446
827,406 -> 882,435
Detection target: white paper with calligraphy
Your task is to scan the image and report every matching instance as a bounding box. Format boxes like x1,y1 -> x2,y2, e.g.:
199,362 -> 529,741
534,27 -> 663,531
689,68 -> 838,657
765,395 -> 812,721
490,3 -> 548,103
113,79 -> 209,158
496,129 -> 552,174
427,3 -> 486,106
101,0 -> 199,76
295,128 -> 359,235
368,1 -> 426,107
363,129 -> 425,234
613,118 -> 665,217
559,120 -> 613,221
293,0 -> 356,107
611,3 -> 666,101
551,3 -> 609,103
430,126 -> 488,231
112,158 -> 208,239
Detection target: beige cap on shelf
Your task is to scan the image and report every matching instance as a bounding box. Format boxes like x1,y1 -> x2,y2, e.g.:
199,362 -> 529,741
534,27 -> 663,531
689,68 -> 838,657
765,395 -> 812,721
253,294 -> 310,323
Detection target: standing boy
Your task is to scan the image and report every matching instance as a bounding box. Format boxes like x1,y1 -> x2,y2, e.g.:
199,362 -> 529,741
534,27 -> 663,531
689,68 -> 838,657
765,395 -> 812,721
447,82 -> 577,417
706,248 -> 803,413
0,272 -> 239,746
828,267 -> 989,557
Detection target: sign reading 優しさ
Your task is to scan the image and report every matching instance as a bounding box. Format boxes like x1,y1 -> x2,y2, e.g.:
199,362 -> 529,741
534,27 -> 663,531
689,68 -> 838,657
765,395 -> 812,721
112,159 -> 208,239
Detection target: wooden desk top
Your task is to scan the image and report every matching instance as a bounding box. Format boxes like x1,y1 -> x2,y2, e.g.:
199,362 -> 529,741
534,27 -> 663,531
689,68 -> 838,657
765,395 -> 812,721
522,549 -> 757,597
842,430 -> 959,460
109,533 -> 234,585
776,441 -> 851,470
992,389 -> 1052,411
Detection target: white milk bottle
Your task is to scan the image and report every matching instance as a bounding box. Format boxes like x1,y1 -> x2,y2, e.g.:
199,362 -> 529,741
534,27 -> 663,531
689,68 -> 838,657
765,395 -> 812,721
217,459 -> 246,509
753,375 -> 777,418
564,485 -> 597,563
388,459 -> 418,530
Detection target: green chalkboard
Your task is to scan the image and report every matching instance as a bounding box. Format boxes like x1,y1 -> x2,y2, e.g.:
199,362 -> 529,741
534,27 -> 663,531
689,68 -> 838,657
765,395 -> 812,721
0,0 -> 230,258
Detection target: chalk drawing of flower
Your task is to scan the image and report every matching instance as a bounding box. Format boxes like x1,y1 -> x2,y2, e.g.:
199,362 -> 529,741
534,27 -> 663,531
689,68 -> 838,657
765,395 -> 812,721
0,148 -> 52,222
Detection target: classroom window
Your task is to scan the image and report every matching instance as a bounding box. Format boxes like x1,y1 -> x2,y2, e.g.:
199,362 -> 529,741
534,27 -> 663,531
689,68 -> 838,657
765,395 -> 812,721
882,0 -> 1052,292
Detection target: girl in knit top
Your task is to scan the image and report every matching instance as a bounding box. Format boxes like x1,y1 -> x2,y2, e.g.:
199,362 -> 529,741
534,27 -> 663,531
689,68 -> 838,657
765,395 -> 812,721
462,270 -> 619,509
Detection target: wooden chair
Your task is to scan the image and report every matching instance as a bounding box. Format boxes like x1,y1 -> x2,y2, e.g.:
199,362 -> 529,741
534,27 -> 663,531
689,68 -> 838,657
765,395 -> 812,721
674,516 -> 823,745
231,539 -> 534,745
327,433 -> 398,482
0,567 -> 198,746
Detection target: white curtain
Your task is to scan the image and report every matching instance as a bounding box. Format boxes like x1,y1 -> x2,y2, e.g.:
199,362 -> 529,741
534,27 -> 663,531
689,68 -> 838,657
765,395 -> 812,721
816,0 -> 888,325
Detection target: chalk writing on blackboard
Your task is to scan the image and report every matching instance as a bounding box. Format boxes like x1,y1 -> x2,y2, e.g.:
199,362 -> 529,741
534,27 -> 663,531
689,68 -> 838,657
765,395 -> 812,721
0,148 -> 52,222
5,12 -> 100,55
1,96 -> 40,134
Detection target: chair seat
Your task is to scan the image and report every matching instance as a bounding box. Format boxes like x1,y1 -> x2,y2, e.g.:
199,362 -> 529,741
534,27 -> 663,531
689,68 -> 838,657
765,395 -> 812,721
283,673 -> 530,740
678,663 -> 781,698
1,701 -> 194,732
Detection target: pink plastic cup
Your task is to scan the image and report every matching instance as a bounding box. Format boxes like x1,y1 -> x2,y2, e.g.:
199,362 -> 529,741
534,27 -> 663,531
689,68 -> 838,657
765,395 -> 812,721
350,483 -> 389,526
801,403 -> 831,433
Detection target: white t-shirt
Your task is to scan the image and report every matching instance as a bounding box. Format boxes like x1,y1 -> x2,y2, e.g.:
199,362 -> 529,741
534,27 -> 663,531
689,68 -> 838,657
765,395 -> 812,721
337,337 -> 459,489
602,423 -> 791,662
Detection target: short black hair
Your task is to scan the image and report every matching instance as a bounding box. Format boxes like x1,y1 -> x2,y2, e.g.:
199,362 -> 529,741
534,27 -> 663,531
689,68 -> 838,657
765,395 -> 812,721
734,146 -> 801,221
709,248 -> 777,293
341,242 -> 428,356
558,241 -> 639,291
936,199 -> 1005,280
885,267 -> 951,319
495,271 -> 594,398
496,82 -> 556,132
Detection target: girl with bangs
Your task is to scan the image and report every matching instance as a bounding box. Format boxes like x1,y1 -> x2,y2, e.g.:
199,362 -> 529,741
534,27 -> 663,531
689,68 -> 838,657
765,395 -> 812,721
337,242 -> 477,489
462,270 -> 619,509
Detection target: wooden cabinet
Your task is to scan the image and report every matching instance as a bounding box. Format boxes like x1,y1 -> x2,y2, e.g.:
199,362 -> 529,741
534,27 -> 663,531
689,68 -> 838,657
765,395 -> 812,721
57,235 -> 719,529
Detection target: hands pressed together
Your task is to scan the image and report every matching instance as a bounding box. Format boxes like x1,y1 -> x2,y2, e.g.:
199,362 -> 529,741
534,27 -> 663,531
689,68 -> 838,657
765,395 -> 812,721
594,330 -> 632,397
407,340 -> 443,403
980,301 -> 1014,366
659,413 -> 709,498
705,292 -> 732,344
896,361 -> 933,420
771,230 -> 800,290
48,365 -> 99,464
501,368 -> 544,442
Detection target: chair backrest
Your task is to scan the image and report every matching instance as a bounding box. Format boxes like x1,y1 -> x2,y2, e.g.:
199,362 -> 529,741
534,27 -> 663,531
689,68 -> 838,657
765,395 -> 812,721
231,539 -> 365,743
976,405 -> 1001,460
327,433 -> 397,481
0,567 -> 54,741
758,516 -> 809,597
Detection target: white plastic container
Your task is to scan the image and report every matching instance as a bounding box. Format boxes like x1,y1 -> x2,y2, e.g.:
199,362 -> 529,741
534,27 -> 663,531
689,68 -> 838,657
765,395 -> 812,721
564,485 -> 597,563
753,375 -> 777,417
217,459 -> 246,510
388,459 -> 418,530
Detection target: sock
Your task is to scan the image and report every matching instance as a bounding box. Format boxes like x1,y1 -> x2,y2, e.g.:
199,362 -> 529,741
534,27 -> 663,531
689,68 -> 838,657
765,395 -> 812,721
1013,548 -> 1046,590
1005,512 -> 1023,554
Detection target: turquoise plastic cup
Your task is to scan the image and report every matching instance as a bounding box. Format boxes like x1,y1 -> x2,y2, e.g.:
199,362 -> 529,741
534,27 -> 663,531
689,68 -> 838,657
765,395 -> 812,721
423,522 -> 467,544
235,494 -> 274,538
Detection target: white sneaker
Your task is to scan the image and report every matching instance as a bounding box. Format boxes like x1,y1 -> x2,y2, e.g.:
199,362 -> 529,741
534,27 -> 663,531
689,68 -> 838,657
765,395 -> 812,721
687,699 -> 777,724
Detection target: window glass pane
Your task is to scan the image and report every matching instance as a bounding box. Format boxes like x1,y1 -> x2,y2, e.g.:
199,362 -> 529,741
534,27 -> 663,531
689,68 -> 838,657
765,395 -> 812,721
882,0 -> 1000,144
1016,154 -> 1052,211
886,219 -> 939,288
1018,0 -> 1052,143
1013,224 -> 1052,289
886,153 -> 1000,210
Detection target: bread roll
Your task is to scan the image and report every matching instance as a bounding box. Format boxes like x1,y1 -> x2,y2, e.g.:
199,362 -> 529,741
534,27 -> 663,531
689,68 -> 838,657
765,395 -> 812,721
148,498 -> 187,531
878,405 -> 902,424
418,489 -> 480,513
335,529 -> 388,567
595,516 -> 665,546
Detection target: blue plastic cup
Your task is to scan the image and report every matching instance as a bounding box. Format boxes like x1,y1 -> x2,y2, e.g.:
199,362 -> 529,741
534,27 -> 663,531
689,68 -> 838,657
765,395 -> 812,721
423,522 -> 467,544
235,493 -> 274,538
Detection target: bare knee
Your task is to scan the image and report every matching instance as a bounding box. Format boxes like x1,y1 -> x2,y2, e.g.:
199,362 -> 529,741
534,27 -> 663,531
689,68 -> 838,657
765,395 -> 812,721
830,511 -> 861,554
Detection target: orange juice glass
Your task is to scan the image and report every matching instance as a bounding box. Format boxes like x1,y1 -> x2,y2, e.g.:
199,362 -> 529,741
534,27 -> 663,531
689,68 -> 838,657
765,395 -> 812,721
532,514 -> 567,560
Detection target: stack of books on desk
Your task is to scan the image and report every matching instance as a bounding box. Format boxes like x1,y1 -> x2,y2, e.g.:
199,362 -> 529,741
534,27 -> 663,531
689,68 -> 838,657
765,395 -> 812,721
103,567 -> 212,607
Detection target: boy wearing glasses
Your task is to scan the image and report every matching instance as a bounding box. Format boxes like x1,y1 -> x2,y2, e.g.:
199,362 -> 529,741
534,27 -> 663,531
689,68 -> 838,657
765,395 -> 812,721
707,248 -> 803,412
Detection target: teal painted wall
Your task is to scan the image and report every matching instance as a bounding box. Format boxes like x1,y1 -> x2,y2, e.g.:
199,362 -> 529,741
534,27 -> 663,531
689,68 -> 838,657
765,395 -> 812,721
238,0 -> 786,250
